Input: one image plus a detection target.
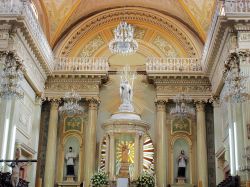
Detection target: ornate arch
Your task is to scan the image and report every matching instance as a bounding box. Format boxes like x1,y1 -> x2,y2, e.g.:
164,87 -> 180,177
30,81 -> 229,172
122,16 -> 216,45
53,7 -> 203,59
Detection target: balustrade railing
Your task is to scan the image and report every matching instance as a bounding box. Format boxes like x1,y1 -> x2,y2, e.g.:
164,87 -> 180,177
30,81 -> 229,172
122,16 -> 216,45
0,0 -> 54,72
146,58 -> 202,73
54,57 -> 109,73
224,0 -> 250,14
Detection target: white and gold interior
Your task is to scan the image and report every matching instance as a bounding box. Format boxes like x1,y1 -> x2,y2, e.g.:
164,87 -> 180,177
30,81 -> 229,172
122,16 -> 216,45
0,1 -> 250,187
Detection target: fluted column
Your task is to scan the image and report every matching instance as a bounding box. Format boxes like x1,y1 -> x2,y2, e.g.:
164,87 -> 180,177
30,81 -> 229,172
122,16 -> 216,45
109,132 -> 115,180
155,100 -> 167,187
196,102 -> 208,187
44,100 -> 59,187
84,98 -> 99,187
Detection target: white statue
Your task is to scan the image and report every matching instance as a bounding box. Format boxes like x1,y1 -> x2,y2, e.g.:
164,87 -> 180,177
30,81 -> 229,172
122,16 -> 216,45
120,79 -> 132,105
119,65 -> 136,112
65,147 -> 77,176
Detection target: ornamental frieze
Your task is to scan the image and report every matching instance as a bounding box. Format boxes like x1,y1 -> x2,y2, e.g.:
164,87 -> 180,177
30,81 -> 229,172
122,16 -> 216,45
156,85 -> 211,93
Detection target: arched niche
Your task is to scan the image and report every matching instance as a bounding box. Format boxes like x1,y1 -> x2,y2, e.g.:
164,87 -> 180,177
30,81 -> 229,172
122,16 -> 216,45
170,135 -> 193,184
57,132 -> 84,183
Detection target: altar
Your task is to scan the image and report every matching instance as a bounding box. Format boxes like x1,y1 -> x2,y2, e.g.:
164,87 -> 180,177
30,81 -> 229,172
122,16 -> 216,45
99,66 -> 153,182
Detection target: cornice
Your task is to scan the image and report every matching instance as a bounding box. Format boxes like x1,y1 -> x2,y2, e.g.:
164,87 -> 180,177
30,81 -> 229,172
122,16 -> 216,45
150,76 -> 212,102
44,76 -> 103,100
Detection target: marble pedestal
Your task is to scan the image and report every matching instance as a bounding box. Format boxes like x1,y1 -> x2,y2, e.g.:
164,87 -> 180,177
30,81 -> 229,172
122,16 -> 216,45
171,184 -> 194,187
57,182 -> 81,187
119,162 -> 130,178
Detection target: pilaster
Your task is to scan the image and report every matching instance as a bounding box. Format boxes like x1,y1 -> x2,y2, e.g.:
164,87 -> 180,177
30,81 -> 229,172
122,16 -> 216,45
196,102 -> 208,187
44,100 -> 60,187
155,99 -> 167,187
84,97 -> 100,187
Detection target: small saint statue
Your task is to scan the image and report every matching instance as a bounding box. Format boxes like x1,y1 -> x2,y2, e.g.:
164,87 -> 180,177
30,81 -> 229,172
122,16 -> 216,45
65,147 -> 77,176
177,150 -> 188,178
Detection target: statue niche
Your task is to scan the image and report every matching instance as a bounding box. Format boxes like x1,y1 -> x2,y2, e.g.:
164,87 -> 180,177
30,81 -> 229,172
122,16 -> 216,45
63,136 -> 79,182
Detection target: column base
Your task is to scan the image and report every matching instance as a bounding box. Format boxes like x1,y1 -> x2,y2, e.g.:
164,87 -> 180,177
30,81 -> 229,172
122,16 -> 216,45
171,184 -> 194,187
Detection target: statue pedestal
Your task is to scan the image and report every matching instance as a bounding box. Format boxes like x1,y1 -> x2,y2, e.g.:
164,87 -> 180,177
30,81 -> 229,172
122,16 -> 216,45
102,111 -> 150,181
119,162 -> 130,178
176,177 -> 186,184
57,181 -> 81,187
66,176 -> 75,182
171,184 -> 193,187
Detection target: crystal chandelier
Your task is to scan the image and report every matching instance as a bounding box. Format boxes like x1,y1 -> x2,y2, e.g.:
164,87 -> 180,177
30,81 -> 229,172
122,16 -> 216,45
223,51 -> 248,103
170,93 -> 195,118
59,91 -> 84,115
109,21 -> 138,55
0,52 -> 24,99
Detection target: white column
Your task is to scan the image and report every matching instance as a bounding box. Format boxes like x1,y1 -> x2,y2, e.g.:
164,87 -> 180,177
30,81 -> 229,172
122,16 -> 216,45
44,100 -> 59,187
29,96 -> 42,187
139,133 -> 144,173
134,132 -> 140,179
105,134 -> 110,173
213,99 -> 224,185
0,99 -> 12,165
196,102 -> 208,187
84,98 -> 99,187
227,100 -> 236,176
155,100 -> 167,187
5,98 -> 17,172
109,132 -> 115,180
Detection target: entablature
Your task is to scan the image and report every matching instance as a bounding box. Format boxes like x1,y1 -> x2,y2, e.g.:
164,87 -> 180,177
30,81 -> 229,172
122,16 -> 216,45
148,76 -> 212,102
44,75 -> 108,100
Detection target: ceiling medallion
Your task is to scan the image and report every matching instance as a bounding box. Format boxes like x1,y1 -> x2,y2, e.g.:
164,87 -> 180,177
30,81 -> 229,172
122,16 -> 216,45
59,90 -> 84,115
109,21 -> 138,55
170,93 -> 195,119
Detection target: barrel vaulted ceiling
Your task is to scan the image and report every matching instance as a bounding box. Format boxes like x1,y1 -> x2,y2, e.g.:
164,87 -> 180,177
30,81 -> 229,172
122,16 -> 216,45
34,0 -> 216,48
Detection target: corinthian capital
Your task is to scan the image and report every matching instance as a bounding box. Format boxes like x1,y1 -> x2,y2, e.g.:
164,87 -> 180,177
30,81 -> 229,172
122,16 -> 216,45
86,97 -> 100,110
195,102 -> 205,112
155,99 -> 167,111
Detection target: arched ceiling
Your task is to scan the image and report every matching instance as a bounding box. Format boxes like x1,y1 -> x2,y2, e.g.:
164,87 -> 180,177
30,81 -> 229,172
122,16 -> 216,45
52,7 -> 204,64
34,0 -> 216,47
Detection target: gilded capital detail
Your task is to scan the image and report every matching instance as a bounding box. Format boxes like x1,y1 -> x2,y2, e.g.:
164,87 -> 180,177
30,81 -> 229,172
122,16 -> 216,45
155,100 -> 167,111
50,99 -> 60,109
196,102 -> 205,112
87,97 -> 100,110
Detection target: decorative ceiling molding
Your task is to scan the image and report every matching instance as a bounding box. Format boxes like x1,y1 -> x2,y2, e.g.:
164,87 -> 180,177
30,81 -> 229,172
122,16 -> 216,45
177,0 -> 206,42
53,7 -> 203,58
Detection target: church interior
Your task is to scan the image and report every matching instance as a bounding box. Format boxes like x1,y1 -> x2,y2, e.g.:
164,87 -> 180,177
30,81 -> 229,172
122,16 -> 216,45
0,0 -> 250,187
